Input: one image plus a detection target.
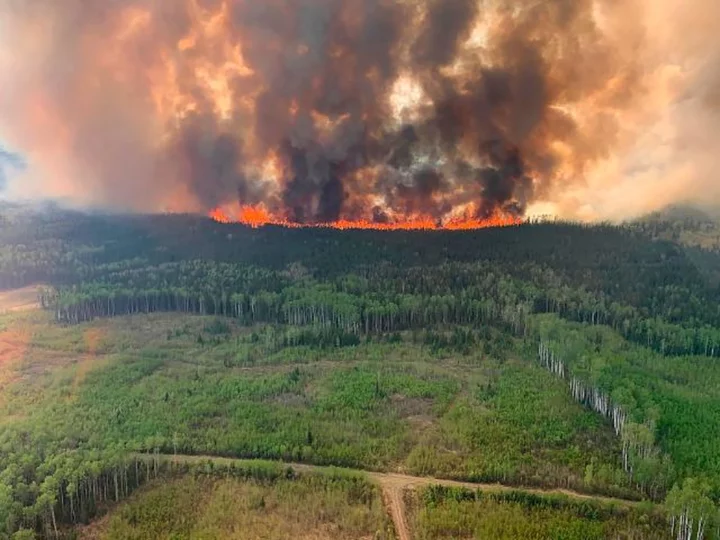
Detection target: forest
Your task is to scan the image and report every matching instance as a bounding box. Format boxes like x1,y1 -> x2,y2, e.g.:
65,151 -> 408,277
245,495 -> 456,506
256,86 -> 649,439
1,202 -> 720,538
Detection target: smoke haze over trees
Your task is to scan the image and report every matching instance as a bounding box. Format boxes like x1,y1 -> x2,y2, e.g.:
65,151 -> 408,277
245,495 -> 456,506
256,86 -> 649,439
0,146 -> 24,192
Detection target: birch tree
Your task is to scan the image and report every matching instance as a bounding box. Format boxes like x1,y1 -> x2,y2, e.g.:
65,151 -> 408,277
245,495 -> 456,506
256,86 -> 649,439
666,478 -> 716,540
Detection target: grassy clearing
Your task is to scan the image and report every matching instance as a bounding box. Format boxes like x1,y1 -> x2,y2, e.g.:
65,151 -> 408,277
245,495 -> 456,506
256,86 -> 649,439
408,486 -> 667,540
404,361 -> 622,491
0,313 -> 632,497
0,285 -> 39,313
80,473 -> 394,540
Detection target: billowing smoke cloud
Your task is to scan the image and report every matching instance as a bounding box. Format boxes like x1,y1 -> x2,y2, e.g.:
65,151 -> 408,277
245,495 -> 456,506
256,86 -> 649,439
0,0 -> 716,223
525,0 -> 720,221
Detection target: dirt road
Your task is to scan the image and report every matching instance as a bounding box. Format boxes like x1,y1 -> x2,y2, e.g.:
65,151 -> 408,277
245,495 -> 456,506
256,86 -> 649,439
149,454 -> 640,540
383,484 -> 411,540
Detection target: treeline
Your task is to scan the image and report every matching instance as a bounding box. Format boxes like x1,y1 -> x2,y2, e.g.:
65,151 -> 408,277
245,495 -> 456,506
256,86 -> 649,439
533,314 -> 720,532
666,478 -> 719,540
1,447 -> 155,538
5,203 -> 720,357
0,242 -> 98,290
38,258 -> 720,358
537,340 -> 672,501
37,263 -> 535,337
0,413 -> 174,539
3,204 -> 719,323
1,442 -> 371,540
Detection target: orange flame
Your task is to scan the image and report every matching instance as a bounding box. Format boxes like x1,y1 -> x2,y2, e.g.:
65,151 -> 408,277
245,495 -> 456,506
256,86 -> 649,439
238,205 -> 273,227
209,204 -> 521,230
208,208 -> 232,224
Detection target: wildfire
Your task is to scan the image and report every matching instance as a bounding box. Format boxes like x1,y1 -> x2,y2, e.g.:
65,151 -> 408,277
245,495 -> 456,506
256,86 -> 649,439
208,204 -> 521,230
0,0 -> 678,221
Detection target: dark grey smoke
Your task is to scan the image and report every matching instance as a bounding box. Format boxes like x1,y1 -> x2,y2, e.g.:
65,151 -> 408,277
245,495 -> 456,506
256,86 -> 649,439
0,0 -> 646,221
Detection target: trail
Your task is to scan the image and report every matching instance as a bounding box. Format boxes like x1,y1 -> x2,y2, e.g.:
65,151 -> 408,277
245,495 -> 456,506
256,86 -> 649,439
384,484 -> 411,540
149,453 -> 642,540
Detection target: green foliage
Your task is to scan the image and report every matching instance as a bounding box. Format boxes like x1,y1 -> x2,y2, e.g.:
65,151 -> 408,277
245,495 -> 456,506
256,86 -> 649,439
101,471 -> 392,540
665,478 -> 718,539
537,315 -> 720,496
10,530 -> 37,540
4,206 -> 717,357
414,486 -> 668,540
0,313 -> 636,537
404,362 -> 630,497
202,318 -> 231,336
2,206 -> 720,537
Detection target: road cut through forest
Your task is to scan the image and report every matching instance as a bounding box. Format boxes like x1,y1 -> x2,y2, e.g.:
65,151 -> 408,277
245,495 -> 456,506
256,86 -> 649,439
144,453 -> 644,540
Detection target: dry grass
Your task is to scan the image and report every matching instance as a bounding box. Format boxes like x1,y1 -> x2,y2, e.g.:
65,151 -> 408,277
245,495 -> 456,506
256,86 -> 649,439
0,285 -> 40,313
79,474 -> 394,540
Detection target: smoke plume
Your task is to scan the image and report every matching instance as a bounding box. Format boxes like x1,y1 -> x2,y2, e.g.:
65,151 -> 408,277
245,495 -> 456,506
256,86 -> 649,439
0,0 -> 717,223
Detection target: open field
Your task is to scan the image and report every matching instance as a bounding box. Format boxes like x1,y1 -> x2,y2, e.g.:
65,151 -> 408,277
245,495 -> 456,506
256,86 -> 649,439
79,472 -> 393,540
73,452 -> 664,540
0,285 -> 39,313
0,309 -> 647,538
138,453 -> 651,540
0,311 -> 633,498
407,486 -> 667,540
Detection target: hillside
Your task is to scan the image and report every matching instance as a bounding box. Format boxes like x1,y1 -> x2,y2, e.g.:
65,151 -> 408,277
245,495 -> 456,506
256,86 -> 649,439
0,204 -> 719,538
634,204 -> 720,250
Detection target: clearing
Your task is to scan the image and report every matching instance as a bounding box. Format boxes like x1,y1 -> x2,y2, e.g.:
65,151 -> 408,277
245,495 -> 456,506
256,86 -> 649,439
0,285 -> 39,313
79,472 -> 393,540
145,453 -> 644,540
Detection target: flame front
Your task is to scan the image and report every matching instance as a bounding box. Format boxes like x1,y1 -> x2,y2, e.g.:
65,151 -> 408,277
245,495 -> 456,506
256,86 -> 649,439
209,202 -> 521,230
2,0 -> 717,223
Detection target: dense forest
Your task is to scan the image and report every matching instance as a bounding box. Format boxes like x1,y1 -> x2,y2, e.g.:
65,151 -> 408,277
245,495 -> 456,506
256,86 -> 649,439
1,202 -> 720,538
4,202 -> 720,356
